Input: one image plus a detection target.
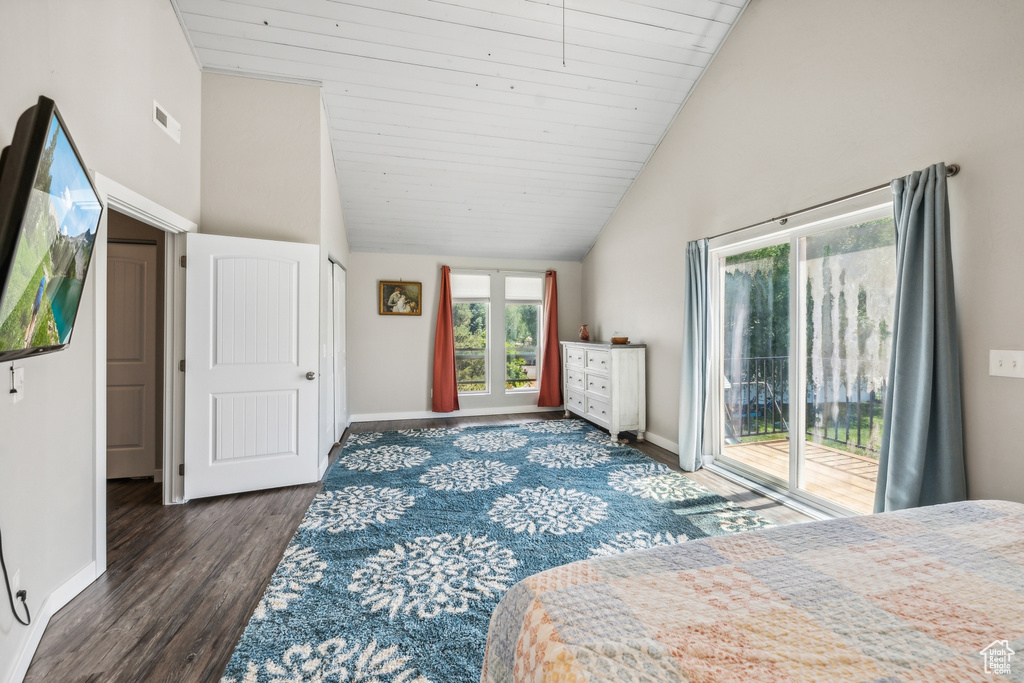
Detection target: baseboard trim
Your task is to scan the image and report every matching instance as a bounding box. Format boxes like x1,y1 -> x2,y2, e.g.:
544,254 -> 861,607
641,431 -> 678,455
350,405 -> 563,423
153,468 -> 163,484
7,561 -> 98,683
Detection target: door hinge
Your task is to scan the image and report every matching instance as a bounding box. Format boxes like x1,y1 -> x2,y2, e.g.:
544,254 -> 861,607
180,255 -> 187,268
178,463 -> 184,476
179,359 -> 186,372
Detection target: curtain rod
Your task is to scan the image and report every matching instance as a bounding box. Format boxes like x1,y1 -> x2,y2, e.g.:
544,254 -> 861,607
450,268 -> 546,276
712,163 -> 960,241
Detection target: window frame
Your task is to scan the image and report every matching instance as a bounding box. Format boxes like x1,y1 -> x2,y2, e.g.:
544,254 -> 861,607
450,269 -> 547,398
503,275 -> 544,394
452,297 -> 490,395
709,197 -> 894,517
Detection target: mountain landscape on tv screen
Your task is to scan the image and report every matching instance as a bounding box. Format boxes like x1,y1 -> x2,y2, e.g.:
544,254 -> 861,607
0,114 -> 100,353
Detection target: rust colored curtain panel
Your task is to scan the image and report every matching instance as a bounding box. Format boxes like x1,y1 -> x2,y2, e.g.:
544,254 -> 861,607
537,270 -> 563,407
432,266 -> 460,412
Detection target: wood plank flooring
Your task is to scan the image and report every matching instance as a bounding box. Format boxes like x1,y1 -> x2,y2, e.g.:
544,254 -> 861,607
25,414 -> 812,682
722,439 -> 878,514
24,475 -> 332,683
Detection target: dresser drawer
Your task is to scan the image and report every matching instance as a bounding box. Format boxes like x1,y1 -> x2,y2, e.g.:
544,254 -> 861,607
585,349 -> 610,373
585,395 -> 611,425
566,389 -> 586,412
584,371 -> 610,398
561,343 -> 646,443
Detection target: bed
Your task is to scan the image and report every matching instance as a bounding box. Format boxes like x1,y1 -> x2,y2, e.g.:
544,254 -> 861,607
481,500 -> 1024,682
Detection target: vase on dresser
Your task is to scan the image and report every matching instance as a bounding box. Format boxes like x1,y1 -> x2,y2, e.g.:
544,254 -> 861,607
560,340 -> 646,444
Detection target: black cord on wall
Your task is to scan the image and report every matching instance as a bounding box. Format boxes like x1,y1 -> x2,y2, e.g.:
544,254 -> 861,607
0,524 -> 31,626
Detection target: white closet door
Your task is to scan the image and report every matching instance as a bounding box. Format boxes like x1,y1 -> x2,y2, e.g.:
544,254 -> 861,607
320,260 -> 335,470
333,262 -> 348,438
184,233 -> 320,499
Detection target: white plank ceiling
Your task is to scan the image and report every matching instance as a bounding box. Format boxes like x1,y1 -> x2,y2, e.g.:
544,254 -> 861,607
174,0 -> 747,260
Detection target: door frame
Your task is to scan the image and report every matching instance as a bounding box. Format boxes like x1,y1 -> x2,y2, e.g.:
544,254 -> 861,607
707,191 -> 892,518
319,257 -> 337,475
92,173 -> 196,574
330,258 -> 349,443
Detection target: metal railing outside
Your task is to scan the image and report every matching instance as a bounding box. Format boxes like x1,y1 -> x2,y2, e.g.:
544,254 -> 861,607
456,347 -> 486,389
724,355 -> 887,454
506,346 -> 537,388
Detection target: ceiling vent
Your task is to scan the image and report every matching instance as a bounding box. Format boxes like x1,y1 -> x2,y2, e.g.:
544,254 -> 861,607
153,100 -> 181,143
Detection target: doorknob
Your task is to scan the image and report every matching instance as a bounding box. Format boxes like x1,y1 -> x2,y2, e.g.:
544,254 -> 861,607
306,371 -> 317,380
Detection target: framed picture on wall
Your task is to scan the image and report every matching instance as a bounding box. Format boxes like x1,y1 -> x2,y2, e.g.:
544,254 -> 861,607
379,281 -> 422,316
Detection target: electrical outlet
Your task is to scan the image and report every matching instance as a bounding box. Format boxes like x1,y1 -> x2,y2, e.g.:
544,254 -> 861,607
12,569 -> 19,592
990,350 -> 1024,378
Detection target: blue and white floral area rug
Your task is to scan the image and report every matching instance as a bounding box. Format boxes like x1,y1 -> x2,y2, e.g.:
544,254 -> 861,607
220,420 -> 772,683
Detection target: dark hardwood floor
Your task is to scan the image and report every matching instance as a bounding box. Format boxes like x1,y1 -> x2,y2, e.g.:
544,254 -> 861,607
25,414 -> 811,682
24,475 -> 331,682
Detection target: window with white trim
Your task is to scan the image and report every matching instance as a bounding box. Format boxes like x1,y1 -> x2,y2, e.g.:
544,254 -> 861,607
451,272 -> 490,394
450,271 -> 545,396
504,276 -> 543,391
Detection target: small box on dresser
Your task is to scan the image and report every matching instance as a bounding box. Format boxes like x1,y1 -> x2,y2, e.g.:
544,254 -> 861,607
561,341 -> 646,444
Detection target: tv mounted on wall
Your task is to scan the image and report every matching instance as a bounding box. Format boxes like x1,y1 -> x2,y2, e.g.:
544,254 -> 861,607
0,96 -> 103,362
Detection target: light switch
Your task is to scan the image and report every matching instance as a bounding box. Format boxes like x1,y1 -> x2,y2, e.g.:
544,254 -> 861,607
11,365 -> 24,403
989,350 -> 1024,378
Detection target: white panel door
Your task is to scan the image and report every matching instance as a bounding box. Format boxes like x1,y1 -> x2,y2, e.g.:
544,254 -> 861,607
184,233 -> 320,499
333,262 -> 348,438
107,242 -> 158,478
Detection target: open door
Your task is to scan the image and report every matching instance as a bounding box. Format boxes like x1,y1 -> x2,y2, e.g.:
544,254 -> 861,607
183,233 -> 320,499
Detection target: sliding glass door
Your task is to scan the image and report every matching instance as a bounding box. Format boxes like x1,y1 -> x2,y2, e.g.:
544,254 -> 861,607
714,206 -> 895,515
720,241 -> 791,487
797,218 -> 895,513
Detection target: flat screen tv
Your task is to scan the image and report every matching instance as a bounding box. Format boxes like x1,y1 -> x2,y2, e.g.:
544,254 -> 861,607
0,97 -> 102,362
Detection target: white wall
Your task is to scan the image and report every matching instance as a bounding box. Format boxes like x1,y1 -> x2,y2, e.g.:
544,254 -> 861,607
319,101 -> 350,269
200,73 -> 320,245
348,253 -> 582,418
582,0 -> 1024,502
0,0 -> 201,677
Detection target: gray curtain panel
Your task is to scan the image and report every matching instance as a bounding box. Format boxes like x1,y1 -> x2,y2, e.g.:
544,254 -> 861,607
678,238 -> 709,471
874,163 -> 967,512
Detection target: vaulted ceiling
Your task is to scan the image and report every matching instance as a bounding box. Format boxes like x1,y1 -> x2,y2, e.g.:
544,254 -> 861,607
173,0 -> 746,260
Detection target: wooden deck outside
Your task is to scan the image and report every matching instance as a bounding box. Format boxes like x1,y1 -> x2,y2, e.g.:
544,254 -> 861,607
722,439 -> 878,514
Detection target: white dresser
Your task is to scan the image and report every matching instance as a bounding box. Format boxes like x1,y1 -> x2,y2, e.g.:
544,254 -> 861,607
561,341 -> 646,444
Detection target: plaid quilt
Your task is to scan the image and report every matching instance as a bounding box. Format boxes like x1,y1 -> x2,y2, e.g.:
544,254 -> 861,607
481,500 -> 1024,682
